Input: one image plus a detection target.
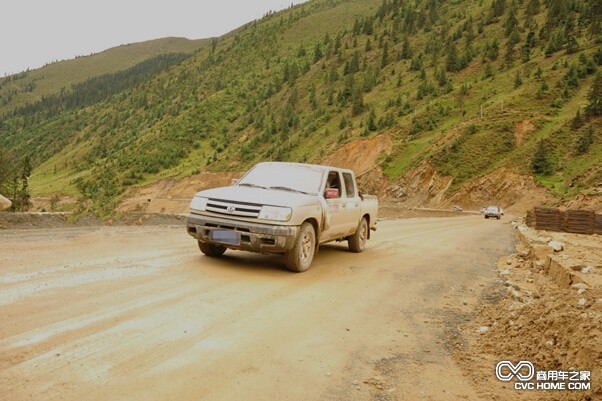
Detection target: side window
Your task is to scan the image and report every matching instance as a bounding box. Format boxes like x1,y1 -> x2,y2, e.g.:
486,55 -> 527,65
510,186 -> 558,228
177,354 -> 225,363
326,171 -> 342,198
342,173 -> 355,198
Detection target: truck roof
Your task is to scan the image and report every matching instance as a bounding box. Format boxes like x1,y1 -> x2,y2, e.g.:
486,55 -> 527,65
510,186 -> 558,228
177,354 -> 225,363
255,161 -> 355,175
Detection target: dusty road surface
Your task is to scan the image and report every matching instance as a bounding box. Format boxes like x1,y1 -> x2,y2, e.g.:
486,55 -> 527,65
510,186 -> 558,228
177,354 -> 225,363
0,216 -> 515,401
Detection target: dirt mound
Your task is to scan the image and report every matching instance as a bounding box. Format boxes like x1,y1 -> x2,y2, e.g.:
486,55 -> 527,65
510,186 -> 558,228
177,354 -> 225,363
448,167 -> 553,214
384,162 -> 454,209
454,224 -> 602,400
118,171 -> 240,214
356,167 -> 389,197
563,190 -> 602,213
320,134 -> 392,176
380,164 -> 552,213
0,194 -> 11,211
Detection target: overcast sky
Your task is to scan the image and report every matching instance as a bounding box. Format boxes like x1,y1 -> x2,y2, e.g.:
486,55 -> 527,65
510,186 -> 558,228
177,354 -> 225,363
1,0 -> 308,76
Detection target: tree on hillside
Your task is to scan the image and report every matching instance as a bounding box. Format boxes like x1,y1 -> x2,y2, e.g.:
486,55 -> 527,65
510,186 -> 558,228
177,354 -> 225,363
571,108 -> 584,130
505,31 -> 520,66
503,6 -> 518,37
401,37 -> 412,59
521,31 -> 536,62
351,88 -> 365,116
586,72 -> 602,116
313,43 -> 323,63
577,125 -> 595,155
0,148 -> 10,194
19,157 -> 32,212
532,140 -> 553,175
526,0 -> 540,15
446,41 -> 459,72
488,0 -> 507,22
381,41 -> 389,68
588,0 -> 602,38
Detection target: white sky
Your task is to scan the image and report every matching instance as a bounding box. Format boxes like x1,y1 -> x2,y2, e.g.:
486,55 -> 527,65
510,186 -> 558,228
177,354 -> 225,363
1,0 -> 308,76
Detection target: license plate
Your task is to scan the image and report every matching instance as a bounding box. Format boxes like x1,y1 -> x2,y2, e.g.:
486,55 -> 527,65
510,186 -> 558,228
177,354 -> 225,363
210,230 -> 240,245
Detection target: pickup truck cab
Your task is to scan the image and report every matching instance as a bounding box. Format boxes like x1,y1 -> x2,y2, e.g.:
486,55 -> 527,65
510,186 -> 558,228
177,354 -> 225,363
186,162 -> 378,272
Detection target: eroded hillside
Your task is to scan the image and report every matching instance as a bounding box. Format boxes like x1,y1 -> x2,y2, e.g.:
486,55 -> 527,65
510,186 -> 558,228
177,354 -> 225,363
1,0 -> 601,215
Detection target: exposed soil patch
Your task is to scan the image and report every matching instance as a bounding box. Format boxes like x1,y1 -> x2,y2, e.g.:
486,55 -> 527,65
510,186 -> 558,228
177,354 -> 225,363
453,223 -> 602,401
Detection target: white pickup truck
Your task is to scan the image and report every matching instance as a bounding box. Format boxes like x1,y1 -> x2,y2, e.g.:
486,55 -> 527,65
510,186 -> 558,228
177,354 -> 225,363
186,162 -> 378,272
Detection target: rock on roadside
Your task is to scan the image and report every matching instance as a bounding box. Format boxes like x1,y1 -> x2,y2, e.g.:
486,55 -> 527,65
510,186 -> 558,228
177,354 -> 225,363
0,194 -> 11,211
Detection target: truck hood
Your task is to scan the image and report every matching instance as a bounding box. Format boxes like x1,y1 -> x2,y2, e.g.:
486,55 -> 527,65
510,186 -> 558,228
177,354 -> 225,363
194,186 -> 316,208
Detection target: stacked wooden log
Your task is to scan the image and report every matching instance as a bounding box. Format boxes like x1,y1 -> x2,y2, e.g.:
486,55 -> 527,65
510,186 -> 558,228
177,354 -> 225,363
533,207 -> 564,232
526,207 -> 601,235
564,209 -> 596,234
596,214 -> 602,235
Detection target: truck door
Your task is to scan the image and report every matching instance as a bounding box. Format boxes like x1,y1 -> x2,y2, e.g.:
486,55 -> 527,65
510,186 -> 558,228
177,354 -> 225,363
340,172 -> 362,235
322,171 -> 347,241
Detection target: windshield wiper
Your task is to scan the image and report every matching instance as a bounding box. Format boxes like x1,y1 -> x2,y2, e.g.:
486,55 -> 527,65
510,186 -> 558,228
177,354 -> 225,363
269,186 -> 311,195
239,183 -> 267,189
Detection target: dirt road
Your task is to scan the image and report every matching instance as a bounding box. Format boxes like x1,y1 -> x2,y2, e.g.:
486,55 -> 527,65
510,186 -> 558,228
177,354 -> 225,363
0,216 -> 515,401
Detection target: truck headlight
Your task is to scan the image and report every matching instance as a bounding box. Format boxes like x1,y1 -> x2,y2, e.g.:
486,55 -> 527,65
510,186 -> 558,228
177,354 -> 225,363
259,206 -> 292,221
190,196 -> 209,212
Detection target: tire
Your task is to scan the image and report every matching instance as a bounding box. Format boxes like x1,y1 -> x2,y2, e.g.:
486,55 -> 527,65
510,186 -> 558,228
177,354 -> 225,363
198,241 -> 227,257
284,222 -> 316,272
497,216 -> 501,220
348,217 -> 368,253
485,215 -> 489,219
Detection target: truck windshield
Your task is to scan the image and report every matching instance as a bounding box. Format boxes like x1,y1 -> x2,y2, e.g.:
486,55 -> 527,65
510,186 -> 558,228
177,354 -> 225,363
238,163 -> 324,195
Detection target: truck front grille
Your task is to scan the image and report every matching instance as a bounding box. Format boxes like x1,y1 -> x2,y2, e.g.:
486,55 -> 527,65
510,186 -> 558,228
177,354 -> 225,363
206,199 -> 262,218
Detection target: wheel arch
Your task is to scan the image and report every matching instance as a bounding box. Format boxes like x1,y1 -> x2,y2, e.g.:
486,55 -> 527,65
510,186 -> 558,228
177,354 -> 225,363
362,213 -> 371,239
304,217 -> 320,247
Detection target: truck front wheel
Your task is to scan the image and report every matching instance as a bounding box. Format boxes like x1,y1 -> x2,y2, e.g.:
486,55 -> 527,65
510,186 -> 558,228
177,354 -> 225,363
284,222 -> 315,272
348,217 -> 368,253
198,241 -> 227,257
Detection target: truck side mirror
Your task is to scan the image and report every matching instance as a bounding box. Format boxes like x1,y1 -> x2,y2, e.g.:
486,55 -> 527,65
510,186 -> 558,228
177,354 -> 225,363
325,188 -> 339,199
231,179 -> 239,186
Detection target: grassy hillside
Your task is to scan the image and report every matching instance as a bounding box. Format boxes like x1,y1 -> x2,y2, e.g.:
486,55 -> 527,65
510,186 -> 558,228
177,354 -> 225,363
0,37 -> 210,112
1,0 -> 601,215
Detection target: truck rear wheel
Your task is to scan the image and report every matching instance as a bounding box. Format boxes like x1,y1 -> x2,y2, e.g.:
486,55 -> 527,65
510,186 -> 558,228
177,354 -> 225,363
284,222 -> 315,272
348,217 -> 368,253
198,241 -> 227,257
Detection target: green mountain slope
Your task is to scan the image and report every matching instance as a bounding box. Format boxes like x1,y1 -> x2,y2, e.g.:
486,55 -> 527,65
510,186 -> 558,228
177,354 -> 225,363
0,37 -> 210,112
1,0 -> 601,215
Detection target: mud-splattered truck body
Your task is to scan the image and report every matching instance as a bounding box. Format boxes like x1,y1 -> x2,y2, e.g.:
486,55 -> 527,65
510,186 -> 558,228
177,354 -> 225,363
186,162 -> 377,272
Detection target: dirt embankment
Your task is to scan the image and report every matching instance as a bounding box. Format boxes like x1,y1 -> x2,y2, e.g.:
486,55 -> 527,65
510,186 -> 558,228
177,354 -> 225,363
447,168 -> 554,213
454,223 -> 602,400
382,163 -> 552,214
117,172 -> 240,214
320,134 -> 392,177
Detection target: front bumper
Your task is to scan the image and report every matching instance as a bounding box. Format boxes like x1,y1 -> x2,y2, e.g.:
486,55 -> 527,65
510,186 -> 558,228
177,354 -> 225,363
186,213 -> 300,254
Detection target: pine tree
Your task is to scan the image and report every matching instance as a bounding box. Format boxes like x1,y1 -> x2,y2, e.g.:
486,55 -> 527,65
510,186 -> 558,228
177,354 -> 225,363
586,72 -> 602,116
313,43 -> 323,63
446,42 -> 459,72
19,157 -> 32,212
514,71 -> 523,88
532,140 -> 553,175
526,0 -> 540,15
381,41 -> 389,68
367,109 -> 377,131
571,109 -> 584,130
351,88 -> 365,116
490,0 -> 507,20
401,37 -> 412,59
576,125 -> 594,154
